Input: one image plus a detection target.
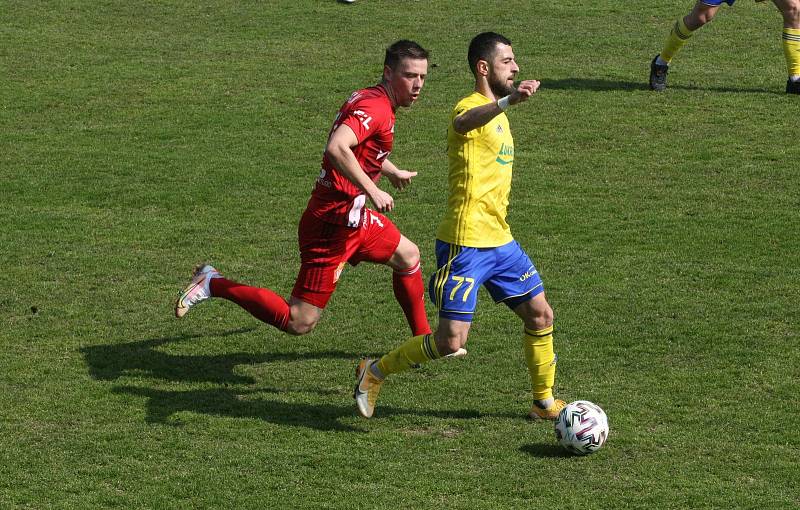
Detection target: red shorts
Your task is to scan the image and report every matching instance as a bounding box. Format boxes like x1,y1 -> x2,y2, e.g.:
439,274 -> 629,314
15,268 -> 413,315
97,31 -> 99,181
291,208 -> 401,308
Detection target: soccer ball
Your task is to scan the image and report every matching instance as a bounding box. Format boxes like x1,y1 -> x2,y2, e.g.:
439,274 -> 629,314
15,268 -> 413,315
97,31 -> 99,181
554,400 -> 609,455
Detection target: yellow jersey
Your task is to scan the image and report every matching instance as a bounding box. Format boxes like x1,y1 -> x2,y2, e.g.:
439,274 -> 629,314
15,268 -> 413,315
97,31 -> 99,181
436,92 -> 515,248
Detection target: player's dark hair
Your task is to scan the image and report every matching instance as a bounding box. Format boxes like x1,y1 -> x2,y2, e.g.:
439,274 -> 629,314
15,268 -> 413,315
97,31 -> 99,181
384,40 -> 429,70
468,32 -> 512,76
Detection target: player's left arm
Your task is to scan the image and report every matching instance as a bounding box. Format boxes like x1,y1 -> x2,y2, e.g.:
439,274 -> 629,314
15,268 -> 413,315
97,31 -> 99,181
380,159 -> 417,190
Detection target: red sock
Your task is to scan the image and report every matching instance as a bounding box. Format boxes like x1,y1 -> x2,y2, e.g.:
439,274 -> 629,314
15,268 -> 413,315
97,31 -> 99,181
210,277 -> 289,331
392,261 -> 432,336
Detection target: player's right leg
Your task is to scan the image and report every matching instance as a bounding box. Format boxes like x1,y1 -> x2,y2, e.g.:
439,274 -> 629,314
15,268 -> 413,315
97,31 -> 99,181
650,1 -> 724,90
174,264 -> 220,318
177,269 -> 326,335
174,264 -> 295,331
354,320 -> 470,418
284,297 -> 322,335
175,212 -> 346,333
282,209 -> 357,334
354,240 -> 483,418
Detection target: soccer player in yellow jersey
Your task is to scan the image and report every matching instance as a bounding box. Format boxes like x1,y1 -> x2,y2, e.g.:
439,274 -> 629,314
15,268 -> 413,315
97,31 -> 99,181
354,32 -> 565,420
649,0 -> 800,94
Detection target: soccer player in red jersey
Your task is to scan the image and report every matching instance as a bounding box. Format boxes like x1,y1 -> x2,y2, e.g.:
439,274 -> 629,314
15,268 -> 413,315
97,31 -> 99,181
175,40 -> 432,337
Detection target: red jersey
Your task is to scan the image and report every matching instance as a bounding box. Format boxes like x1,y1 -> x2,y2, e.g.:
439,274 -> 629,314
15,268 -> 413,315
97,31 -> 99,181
306,85 -> 395,228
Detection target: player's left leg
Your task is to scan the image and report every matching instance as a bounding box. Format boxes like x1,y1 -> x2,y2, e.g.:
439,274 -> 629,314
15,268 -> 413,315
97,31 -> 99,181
773,0 -> 800,93
386,235 -> 432,336
512,294 -> 565,420
354,210 -> 431,336
485,241 -> 564,420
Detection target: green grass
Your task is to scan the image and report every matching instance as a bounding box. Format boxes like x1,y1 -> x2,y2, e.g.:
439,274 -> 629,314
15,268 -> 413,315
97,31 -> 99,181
2,1 -> 799,508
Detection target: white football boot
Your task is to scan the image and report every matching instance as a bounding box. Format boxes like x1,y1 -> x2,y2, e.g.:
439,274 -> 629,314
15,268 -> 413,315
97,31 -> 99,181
174,264 -> 219,318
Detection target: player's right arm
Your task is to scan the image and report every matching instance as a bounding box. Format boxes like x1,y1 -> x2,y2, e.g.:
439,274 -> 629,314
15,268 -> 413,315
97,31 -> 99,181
453,80 -> 540,135
325,124 -> 394,212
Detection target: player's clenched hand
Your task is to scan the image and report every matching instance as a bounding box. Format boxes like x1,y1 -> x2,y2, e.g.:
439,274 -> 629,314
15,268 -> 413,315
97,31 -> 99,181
385,169 -> 417,190
368,188 -> 394,212
509,79 -> 540,105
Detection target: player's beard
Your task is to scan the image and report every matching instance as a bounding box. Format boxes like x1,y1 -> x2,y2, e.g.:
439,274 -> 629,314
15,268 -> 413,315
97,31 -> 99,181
488,72 -> 516,98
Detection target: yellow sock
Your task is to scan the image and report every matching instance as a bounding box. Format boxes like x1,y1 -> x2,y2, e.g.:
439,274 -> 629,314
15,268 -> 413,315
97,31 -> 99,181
783,28 -> 800,78
377,334 -> 440,377
523,326 -> 556,401
660,17 -> 694,63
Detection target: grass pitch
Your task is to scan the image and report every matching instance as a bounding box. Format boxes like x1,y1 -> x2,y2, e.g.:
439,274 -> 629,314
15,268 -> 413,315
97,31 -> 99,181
2,1 -> 798,508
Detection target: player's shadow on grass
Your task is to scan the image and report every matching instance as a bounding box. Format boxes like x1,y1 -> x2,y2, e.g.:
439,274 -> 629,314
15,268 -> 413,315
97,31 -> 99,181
80,328 -> 357,385
544,77 -> 782,94
519,443 -> 574,458
544,78 -> 648,92
114,386 -> 365,432
83,329 -> 522,431
666,83 -> 784,94
112,386 -> 496,432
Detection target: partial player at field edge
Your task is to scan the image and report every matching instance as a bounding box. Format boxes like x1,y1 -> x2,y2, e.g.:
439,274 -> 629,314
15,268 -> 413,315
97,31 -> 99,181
649,0 -> 800,93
